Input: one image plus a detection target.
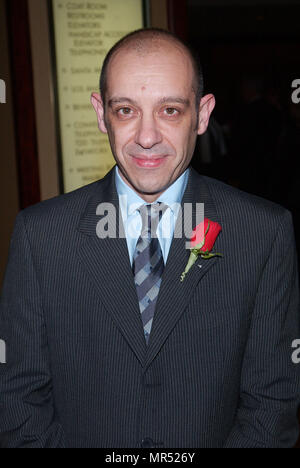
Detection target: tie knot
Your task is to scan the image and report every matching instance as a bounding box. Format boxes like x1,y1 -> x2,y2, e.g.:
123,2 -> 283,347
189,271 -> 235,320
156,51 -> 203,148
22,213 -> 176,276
139,202 -> 167,238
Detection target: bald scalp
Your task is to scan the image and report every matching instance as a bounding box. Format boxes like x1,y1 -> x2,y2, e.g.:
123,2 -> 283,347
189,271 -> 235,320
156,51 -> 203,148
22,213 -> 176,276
100,28 -> 204,109
119,31 -> 180,56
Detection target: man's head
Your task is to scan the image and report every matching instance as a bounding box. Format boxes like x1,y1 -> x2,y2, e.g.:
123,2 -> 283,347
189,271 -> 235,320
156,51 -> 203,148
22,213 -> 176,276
92,28 -> 215,202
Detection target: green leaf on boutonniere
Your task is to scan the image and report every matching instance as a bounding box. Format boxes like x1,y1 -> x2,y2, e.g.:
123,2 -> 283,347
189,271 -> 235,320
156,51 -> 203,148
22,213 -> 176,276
200,252 -> 223,260
180,250 -> 199,282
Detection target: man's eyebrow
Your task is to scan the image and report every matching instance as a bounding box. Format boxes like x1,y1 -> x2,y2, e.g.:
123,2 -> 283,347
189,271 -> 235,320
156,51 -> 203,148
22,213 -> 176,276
158,97 -> 190,106
108,96 -> 191,107
108,97 -> 137,107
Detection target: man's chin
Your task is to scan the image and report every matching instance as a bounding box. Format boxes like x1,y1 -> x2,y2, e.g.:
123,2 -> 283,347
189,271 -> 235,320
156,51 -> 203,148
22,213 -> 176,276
119,167 -> 172,198
129,178 -> 172,198
135,185 -> 166,196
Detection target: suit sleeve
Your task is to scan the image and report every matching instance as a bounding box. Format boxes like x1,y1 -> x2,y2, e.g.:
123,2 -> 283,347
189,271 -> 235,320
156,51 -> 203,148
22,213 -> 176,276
224,209 -> 300,448
0,212 -> 66,448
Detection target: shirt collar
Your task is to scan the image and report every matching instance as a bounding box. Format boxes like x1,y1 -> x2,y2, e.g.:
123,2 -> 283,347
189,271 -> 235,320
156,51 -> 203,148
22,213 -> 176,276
115,165 -> 190,218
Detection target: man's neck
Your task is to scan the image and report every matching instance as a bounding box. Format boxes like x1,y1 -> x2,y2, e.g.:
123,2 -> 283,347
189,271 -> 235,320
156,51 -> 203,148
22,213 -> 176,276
118,168 -> 169,203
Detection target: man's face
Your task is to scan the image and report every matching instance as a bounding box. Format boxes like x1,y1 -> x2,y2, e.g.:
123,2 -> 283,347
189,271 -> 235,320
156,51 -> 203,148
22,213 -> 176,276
92,41 -> 215,201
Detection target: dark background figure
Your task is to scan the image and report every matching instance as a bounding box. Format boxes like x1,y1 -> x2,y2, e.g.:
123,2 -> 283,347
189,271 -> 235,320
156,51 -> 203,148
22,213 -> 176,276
188,1 -> 300,265
192,116 -> 228,182
229,74 -> 283,200
192,71 -> 300,270
273,101 -> 300,255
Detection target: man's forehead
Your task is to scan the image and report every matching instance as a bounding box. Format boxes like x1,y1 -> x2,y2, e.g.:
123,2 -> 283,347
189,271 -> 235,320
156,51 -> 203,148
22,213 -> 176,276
106,74 -> 194,105
106,47 -> 194,96
108,38 -> 193,71
103,37 -> 197,104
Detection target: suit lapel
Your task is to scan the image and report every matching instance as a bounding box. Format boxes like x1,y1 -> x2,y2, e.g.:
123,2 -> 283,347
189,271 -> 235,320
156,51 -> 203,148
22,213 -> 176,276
77,167 -> 147,366
145,168 -> 223,369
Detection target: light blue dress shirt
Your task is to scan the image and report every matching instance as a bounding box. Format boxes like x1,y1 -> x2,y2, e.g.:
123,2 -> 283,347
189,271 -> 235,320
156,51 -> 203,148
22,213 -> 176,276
115,165 -> 189,266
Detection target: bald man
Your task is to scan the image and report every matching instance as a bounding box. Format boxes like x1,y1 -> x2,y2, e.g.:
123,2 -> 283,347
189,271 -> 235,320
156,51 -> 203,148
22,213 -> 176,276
0,29 -> 299,448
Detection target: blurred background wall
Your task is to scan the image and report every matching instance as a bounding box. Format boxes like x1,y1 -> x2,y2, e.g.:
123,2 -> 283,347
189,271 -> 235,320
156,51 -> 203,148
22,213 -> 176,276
0,0 -> 19,289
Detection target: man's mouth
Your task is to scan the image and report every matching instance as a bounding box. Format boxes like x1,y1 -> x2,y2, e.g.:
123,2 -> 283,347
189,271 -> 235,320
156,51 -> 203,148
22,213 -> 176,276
131,154 -> 167,160
130,155 -> 168,168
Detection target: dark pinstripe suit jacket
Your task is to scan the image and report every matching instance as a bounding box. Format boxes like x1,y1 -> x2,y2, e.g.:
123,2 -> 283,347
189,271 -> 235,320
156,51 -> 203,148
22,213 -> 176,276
0,166 -> 300,448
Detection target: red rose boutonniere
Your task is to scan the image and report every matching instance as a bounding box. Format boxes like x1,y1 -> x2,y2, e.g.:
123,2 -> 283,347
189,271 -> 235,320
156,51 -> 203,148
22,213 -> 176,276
180,218 -> 223,282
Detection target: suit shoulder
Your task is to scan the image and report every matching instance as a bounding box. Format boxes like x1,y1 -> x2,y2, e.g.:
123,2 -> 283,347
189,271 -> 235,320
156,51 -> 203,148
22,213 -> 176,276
16,173 -> 111,230
201,174 -> 290,227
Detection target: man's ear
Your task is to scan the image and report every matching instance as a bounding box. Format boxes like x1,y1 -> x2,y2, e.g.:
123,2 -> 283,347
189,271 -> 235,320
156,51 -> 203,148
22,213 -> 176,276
197,94 -> 216,135
91,92 -> 108,134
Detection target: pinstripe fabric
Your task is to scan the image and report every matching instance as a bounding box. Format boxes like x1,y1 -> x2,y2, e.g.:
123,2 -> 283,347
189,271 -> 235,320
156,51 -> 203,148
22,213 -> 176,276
0,165 -> 299,448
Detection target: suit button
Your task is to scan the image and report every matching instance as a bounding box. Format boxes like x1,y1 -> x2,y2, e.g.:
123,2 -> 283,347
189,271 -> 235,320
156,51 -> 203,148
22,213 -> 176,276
141,438 -> 154,448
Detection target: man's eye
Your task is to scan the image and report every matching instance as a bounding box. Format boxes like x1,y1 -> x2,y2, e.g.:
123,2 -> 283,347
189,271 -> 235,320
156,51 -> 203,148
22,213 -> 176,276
117,107 -> 132,115
164,108 -> 179,116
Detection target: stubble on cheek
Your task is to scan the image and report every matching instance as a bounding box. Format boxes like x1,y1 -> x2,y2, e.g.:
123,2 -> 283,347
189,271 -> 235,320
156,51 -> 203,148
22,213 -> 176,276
103,115 -> 118,155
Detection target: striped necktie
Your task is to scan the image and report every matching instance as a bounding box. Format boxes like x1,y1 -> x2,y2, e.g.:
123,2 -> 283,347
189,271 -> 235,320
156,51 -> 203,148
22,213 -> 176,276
132,203 -> 166,344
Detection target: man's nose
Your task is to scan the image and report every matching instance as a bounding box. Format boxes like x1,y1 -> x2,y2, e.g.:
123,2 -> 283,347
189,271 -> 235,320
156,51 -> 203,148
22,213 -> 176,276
135,114 -> 163,148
